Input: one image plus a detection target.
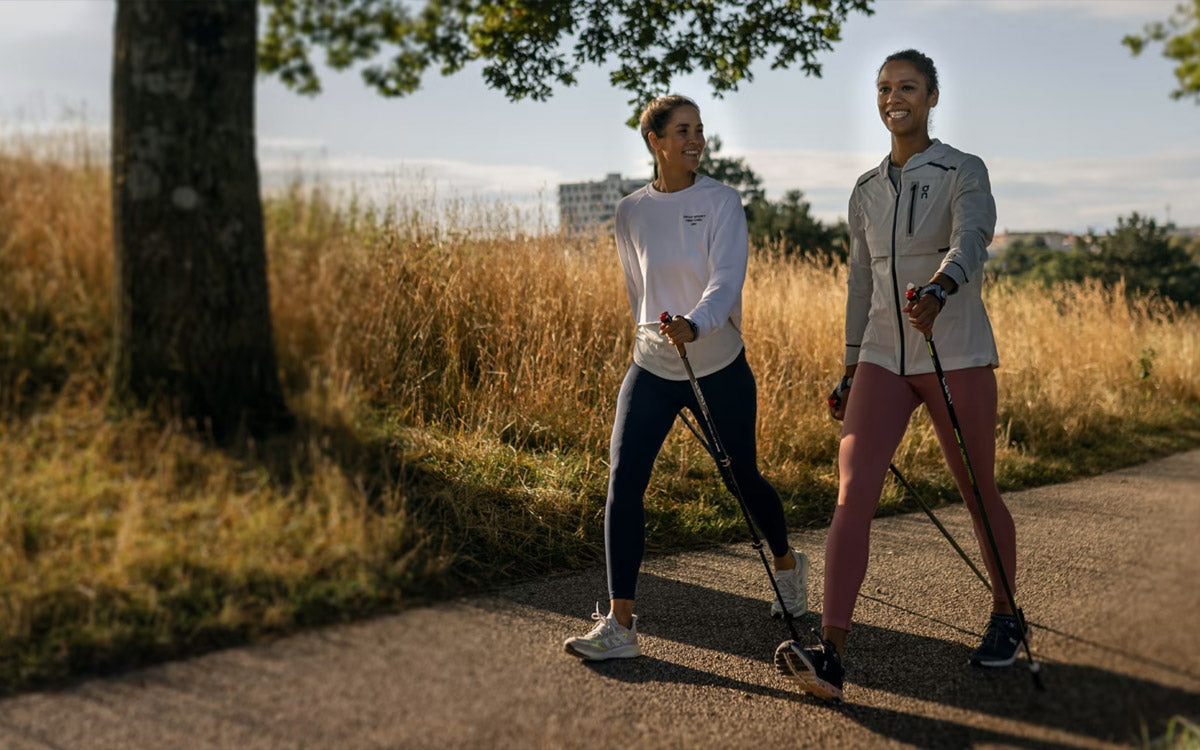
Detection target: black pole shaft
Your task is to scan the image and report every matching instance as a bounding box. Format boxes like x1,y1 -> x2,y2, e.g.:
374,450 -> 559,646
888,463 -> 991,590
925,333 -> 1044,690
665,317 -> 802,643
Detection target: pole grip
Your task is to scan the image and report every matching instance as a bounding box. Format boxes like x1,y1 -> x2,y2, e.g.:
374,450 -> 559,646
659,311 -> 688,357
905,283 -> 934,342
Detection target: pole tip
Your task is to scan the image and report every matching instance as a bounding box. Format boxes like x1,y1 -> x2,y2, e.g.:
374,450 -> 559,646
1029,661 -> 1046,691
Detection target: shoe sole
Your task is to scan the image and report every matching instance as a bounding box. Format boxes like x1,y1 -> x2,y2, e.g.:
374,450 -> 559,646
774,642 -> 843,701
970,652 -> 1019,668
563,642 -> 641,661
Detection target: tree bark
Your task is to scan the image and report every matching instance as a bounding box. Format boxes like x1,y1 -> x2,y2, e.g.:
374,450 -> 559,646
111,0 -> 290,439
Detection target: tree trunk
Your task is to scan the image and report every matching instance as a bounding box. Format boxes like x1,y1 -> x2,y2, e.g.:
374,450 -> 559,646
111,0 -> 290,439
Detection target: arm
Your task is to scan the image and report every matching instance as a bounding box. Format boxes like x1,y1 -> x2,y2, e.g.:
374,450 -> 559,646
614,206 -> 642,324
844,190 -> 871,370
938,155 -> 996,289
904,155 -> 996,334
833,191 -> 870,420
683,191 -> 748,338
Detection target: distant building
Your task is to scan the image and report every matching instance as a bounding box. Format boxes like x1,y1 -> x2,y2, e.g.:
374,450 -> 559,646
991,231 -> 1077,253
558,173 -> 647,232
992,225 -> 1200,255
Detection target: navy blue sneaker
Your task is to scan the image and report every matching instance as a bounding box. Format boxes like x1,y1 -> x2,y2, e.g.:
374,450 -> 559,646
775,638 -> 844,701
970,612 -> 1028,667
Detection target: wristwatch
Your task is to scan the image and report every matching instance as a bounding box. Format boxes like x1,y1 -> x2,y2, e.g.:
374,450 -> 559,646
829,375 -> 854,409
917,283 -> 948,309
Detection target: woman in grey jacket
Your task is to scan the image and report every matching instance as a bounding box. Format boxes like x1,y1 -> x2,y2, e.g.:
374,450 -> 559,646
778,49 -> 1021,701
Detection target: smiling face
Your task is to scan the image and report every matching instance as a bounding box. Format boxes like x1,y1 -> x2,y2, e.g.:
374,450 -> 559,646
876,60 -> 938,139
647,105 -> 705,181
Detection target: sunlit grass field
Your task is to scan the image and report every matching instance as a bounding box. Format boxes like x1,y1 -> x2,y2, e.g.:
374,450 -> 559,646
2,140 -> 1198,691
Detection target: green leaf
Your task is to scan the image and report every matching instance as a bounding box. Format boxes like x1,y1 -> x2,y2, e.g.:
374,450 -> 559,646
258,0 -> 875,115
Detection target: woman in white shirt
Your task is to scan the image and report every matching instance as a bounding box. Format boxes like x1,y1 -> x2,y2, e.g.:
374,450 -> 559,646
563,95 -> 808,661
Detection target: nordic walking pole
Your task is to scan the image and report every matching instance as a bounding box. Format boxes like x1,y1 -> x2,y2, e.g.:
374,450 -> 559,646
659,311 -> 804,645
887,463 -> 991,591
905,286 -> 1045,691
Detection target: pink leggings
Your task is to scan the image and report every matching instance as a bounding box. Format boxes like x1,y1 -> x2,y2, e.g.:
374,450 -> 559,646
823,362 -> 1016,631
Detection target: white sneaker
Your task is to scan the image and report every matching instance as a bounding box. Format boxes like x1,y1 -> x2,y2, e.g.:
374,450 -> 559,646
770,549 -> 809,618
563,604 -> 641,660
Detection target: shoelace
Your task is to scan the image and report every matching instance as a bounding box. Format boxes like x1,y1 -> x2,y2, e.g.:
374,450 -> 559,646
981,617 -> 1016,651
584,604 -> 608,635
583,603 -> 631,648
802,628 -> 842,667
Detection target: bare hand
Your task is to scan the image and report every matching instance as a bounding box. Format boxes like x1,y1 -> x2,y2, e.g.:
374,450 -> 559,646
659,315 -> 696,346
828,371 -> 854,421
902,293 -> 941,336
829,388 -> 848,421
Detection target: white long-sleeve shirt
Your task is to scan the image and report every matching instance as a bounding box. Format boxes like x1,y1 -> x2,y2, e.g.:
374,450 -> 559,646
615,175 -> 746,380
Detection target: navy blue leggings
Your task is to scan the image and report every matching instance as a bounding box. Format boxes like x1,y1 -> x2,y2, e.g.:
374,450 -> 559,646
605,349 -> 789,600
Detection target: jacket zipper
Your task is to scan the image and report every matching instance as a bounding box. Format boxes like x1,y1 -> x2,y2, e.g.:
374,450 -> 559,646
907,183 -> 917,235
890,177 -> 906,375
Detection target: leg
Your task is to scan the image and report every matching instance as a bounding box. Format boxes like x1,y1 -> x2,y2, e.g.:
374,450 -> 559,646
823,363 -> 921,648
917,366 -> 1017,611
688,351 -> 790,559
689,351 -> 805,616
605,363 -> 686,624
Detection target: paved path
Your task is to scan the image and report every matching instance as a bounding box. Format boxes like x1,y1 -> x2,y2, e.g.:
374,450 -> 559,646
2,451 -> 1198,749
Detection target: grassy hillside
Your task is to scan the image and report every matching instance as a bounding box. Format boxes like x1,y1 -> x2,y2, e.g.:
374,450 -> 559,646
2,145 -> 1198,691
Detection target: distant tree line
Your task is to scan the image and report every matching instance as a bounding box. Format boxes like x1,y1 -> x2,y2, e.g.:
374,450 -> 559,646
697,137 -> 847,262
988,213 -> 1200,306
694,141 -> 1200,307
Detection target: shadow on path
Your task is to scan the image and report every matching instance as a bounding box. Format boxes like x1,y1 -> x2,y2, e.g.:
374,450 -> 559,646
501,561 -> 1199,749
581,656 -> 801,702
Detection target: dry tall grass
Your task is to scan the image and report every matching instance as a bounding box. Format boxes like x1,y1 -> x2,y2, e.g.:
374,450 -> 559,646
2,145 -> 1198,689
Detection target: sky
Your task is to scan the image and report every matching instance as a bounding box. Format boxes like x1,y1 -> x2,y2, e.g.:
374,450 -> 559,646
0,0 -> 1197,233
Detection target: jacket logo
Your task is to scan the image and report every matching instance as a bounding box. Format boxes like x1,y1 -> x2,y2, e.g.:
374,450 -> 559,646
683,213 -> 707,226
920,185 -> 930,200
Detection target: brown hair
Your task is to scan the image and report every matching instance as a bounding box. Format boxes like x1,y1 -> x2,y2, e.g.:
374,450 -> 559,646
638,95 -> 699,155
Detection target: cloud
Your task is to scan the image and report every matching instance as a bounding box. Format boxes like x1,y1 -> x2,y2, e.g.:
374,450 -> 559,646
10,125 -> 1196,235
719,147 -> 1200,232
259,137 -> 330,154
259,145 -> 561,196
893,0 -> 1179,20
0,0 -> 112,38
988,151 -> 1200,231
258,147 -> 562,232
737,148 -> 882,191
272,145 -> 1200,233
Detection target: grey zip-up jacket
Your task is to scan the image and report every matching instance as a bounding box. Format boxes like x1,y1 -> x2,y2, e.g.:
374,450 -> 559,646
845,140 -> 999,376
